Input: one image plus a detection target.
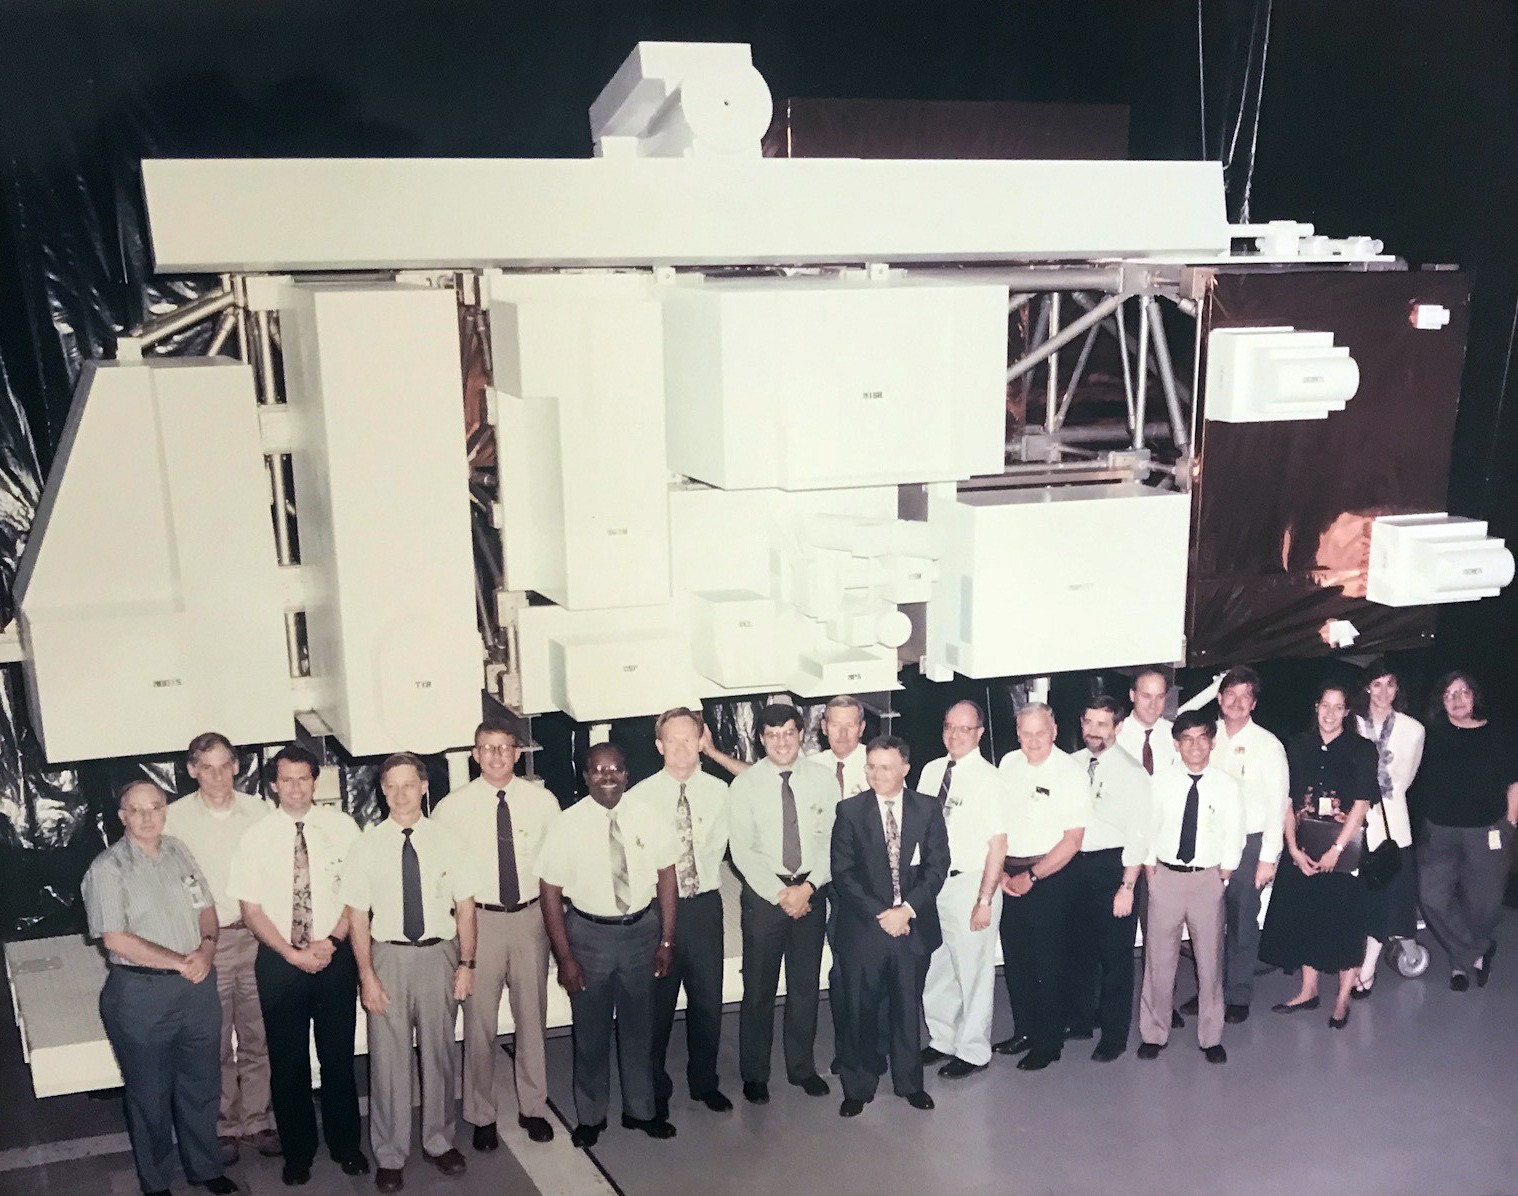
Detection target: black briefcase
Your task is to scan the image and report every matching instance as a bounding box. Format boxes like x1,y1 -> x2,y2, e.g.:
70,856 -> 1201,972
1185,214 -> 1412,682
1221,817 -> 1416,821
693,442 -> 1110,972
1296,815 -> 1362,874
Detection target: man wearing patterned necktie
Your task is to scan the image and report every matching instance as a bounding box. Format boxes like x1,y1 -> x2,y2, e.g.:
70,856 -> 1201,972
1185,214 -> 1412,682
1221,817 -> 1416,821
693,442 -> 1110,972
433,718 -> 562,1151
627,708 -> 733,1121
230,745 -> 369,1185
539,743 -> 679,1148
343,754 -> 478,1193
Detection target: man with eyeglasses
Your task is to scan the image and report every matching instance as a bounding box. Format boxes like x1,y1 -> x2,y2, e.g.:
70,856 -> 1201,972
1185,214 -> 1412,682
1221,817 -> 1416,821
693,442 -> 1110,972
916,701 -> 1007,1079
432,718 -> 562,1151
539,744 -> 678,1148
728,702 -> 840,1105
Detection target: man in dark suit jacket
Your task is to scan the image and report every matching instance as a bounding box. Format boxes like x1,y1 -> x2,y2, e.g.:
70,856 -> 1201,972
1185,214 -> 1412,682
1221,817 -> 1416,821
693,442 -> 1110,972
830,734 -> 950,1117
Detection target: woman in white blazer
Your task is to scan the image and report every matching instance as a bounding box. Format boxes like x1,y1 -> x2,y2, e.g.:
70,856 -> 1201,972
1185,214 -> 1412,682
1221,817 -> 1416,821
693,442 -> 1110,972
1352,658 -> 1425,995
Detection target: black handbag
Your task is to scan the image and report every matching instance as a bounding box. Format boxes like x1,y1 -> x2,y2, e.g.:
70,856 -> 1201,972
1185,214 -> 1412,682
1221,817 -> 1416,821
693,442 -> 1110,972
1361,800 -> 1403,891
1296,813 -> 1362,874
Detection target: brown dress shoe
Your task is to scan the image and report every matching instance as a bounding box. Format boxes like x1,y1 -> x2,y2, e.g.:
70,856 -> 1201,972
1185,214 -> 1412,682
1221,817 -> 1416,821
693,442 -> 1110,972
244,1129 -> 283,1157
422,1148 -> 467,1176
375,1166 -> 405,1193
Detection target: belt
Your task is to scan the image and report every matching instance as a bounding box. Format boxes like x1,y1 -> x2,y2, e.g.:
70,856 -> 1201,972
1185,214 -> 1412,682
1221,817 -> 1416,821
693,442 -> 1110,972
569,903 -> 652,926
1003,855 -> 1041,875
949,869 -> 963,878
113,964 -> 180,976
1160,861 -> 1207,874
220,920 -> 247,931
381,937 -> 446,947
478,897 -> 540,914
776,872 -> 811,887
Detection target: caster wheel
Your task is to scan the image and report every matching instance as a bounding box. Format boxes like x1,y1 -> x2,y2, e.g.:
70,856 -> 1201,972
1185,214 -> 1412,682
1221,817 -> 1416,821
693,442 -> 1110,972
1394,939 -> 1430,979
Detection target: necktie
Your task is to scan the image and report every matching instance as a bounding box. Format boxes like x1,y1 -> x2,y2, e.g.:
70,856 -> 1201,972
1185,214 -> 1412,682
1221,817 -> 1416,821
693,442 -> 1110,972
1177,774 -> 1201,864
1087,755 -> 1099,783
1142,729 -> 1155,775
884,800 -> 902,904
401,827 -> 425,942
608,810 -> 632,914
780,770 -> 803,874
497,789 -> 521,908
836,759 -> 846,799
937,758 -> 955,815
675,782 -> 700,899
290,820 -> 312,950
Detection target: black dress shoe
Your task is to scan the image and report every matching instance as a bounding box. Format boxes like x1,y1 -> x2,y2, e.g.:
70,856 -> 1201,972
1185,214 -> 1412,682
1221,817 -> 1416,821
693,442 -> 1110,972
1201,1044 -> 1228,1064
570,1121 -> 606,1149
471,1123 -> 498,1153
1016,1050 -> 1059,1071
145,1191 -> 171,1196
938,1057 -> 987,1079
694,1090 -> 733,1113
920,1045 -> 950,1064
422,1149 -> 466,1176
1063,1028 -> 1094,1041
518,1115 -> 555,1143
1136,1042 -> 1163,1060
1179,995 -> 1200,1015
337,1154 -> 371,1176
839,1098 -> 866,1118
374,1168 -> 404,1194
743,1081 -> 770,1104
621,1114 -> 677,1139
1271,996 -> 1320,1014
902,1091 -> 934,1110
281,1163 -> 311,1186
192,1180 -> 239,1196
1329,1009 -> 1350,1029
1350,980 -> 1375,1001
790,1075 -> 831,1097
1476,941 -> 1496,988
1450,971 -> 1470,992
1091,1040 -> 1126,1063
1170,1009 -> 1185,1029
991,1034 -> 1031,1056
1224,1003 -> 1250,1024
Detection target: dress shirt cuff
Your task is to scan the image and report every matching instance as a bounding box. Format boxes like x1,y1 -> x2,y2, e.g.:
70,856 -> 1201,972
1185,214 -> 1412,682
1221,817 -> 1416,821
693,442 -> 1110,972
900,902 -> 915,919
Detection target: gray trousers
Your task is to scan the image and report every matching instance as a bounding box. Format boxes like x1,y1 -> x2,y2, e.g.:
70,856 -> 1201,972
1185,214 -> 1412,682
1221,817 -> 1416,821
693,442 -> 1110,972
367,940 -> 460,1170
1420,821 -> 1512,973
1223,832 -> 1265,1006
462,905 -> 551,1125
565,909 -> 659,1126
100,967 -> 224,1194
214,926 -> 272,1137
1140,866 -> 1226,1049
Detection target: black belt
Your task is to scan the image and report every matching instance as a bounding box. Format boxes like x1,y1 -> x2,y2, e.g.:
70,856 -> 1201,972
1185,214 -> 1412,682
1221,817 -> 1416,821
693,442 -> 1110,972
381,937 -> 446,947
113,964 -> 180,976
569,902 -> 652,926
478,897 -> 540,914
1160,861 -> 1207,874
776,872 -> 811,887
1003,856 -> 1041,876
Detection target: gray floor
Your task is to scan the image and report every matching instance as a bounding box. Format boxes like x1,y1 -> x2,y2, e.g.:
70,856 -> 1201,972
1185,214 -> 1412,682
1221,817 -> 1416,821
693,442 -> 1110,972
6,916 -> 1518,1196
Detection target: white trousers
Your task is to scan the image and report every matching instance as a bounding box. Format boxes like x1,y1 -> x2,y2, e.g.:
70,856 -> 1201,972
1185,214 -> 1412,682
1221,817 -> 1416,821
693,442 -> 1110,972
923,871 -> 1002,1066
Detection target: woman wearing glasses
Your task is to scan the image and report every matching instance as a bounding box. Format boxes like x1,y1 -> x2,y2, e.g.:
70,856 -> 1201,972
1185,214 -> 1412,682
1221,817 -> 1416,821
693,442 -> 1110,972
1350,659 -> 1426,996
1259,681 -> 1379,1028
1416,671 -> 1518,991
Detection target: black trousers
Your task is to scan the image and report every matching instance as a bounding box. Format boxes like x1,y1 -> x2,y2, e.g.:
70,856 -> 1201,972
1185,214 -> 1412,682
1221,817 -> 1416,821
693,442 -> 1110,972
838,936 -> 929,1102
1065,849 -> 1137,1045
651,889 -> 725,1108
738,885 -> 826,1085
998,864 -> 1075,1057
253,941 -> 362,1168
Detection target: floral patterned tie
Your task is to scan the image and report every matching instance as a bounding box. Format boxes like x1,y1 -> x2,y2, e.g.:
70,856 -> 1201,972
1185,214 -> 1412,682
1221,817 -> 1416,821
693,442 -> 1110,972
291,820 -> 313,950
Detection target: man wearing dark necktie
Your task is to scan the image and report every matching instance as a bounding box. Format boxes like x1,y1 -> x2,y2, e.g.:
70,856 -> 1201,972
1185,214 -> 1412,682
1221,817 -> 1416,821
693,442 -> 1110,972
626,708 -> 733,1120
538,744 -> 679,1148
1136,713 -> 1244,1064
1118,667 -> 1177,776
727,703 -> 840,1104
433,719 -> 562,1151
831,736 -> 949,1117
230,745 -> 369,1184
343,754 -> 478,1193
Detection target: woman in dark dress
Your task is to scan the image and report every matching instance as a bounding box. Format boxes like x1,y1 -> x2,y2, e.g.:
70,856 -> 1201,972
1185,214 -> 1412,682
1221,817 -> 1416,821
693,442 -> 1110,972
1259,681 -> 1379,1028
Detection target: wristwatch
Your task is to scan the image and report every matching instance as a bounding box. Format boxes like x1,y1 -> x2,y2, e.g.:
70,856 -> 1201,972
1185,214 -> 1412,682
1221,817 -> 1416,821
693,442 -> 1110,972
659,940 -> 675,949
1025,870 -> 1040,888
976,895 -> 994,908
458,960 -> 476,970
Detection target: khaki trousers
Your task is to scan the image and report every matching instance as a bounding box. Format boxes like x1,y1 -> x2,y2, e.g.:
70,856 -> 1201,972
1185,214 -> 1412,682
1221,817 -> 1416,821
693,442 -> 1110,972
1139,865 -> 1226,1049
215,926 -> 272,1136
462,904 -> 551,1124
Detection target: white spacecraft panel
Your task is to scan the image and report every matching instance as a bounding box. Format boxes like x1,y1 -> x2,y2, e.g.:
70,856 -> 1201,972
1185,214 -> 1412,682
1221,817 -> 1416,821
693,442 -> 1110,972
142,157 -> 1230,272
489,272 -> 670,610
280,284 -> 480,755
924,483 -> 1190,680
663,278 -> 1006,490
1367,513 -> 1516,606
1204,326 -> 1361,423
14,358 -> 292,761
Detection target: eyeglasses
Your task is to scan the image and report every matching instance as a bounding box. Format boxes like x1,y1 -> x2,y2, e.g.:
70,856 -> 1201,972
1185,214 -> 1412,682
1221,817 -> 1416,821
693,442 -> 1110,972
943,723 -> 981,735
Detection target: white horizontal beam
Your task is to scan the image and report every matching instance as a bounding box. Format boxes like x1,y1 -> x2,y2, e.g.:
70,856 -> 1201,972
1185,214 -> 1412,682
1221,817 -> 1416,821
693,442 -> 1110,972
143,157 -> 1229,272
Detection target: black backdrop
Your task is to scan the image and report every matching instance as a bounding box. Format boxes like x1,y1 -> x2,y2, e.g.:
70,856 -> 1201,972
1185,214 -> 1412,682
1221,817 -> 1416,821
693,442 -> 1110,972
0,0 -> 1514,935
